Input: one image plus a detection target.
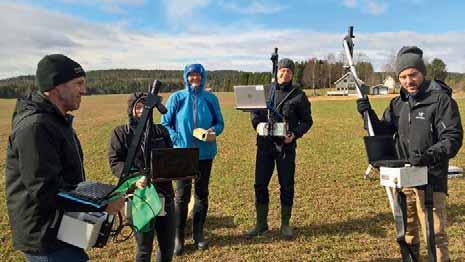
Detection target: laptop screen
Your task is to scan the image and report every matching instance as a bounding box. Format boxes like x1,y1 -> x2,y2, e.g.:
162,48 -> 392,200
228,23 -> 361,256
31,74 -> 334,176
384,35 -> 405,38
233,85 -> 267,111
151,148 -> 199,181
363,135 -> 398,163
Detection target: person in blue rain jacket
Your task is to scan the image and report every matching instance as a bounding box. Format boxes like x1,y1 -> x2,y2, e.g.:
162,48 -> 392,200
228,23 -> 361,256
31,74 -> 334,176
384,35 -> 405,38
161,63 -> 224,256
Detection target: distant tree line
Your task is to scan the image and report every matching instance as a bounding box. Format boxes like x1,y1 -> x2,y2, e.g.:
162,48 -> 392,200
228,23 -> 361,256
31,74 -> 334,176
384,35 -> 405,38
1,56 -> 464,98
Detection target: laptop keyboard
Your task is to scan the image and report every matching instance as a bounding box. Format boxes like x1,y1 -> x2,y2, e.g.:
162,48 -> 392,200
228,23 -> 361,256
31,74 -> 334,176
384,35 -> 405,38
64,181 -> 115,203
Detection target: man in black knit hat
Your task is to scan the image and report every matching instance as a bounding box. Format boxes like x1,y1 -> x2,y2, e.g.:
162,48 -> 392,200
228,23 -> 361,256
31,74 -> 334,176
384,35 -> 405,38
356,46 -> 462,261
5,54 -> 124,261
247,58 -> 313,238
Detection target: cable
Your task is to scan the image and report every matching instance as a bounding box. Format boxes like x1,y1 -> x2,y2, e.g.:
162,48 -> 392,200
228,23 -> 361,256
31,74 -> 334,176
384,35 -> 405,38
110,211 -> 134,243
109,192 -> 160,243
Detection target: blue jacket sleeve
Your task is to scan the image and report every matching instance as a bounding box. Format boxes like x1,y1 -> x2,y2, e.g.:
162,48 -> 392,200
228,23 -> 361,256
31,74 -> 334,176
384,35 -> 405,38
161,94 -> 180,145
210,95 -> 224,136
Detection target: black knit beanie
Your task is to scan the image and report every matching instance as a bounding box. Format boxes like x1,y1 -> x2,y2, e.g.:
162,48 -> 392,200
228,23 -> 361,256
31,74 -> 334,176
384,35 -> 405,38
278,58 -> 295,73
395,46 -> 427,77
36,54 -> 86,92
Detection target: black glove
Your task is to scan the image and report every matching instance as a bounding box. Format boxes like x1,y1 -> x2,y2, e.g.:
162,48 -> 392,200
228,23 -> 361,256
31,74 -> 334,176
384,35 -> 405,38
356,97 -> 371,114
409,150 -> 435,166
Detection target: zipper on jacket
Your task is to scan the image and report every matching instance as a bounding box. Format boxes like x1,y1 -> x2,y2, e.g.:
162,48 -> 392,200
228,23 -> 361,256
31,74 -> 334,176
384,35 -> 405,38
192,92 -> 198,148
405,101 -> 412,153
193,93 -> 197,129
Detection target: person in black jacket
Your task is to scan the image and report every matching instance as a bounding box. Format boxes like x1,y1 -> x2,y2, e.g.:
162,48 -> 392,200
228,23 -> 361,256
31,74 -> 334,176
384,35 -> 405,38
357,46 -> 463,261
108,92 -> 175,262
247,58 -> 313,238
5,54 -> 124,262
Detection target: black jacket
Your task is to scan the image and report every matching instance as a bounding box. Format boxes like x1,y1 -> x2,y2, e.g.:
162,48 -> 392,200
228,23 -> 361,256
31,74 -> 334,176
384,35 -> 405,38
108,123 -> 174,197
251,82 -> 313,152
370,80 -> 463,192
5,91 -> 86,253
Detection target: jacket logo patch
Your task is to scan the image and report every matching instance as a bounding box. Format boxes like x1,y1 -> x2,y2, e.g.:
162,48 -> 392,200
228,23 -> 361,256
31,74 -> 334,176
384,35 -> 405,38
415,111 -> 426,120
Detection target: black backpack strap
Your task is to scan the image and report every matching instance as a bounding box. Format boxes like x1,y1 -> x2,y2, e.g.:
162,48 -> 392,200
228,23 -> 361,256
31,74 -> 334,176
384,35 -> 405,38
275,87 -> 297,112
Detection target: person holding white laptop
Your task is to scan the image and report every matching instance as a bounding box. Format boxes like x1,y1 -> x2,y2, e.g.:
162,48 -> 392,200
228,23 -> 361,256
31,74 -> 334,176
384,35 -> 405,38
247,58 -> 312,238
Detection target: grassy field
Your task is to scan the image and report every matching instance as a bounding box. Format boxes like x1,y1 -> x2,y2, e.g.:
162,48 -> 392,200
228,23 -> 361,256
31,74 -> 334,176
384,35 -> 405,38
1,93 -> 464,261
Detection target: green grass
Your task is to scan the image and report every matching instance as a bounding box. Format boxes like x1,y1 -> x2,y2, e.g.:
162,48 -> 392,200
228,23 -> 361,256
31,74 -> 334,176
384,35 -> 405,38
1,94 -> 465,261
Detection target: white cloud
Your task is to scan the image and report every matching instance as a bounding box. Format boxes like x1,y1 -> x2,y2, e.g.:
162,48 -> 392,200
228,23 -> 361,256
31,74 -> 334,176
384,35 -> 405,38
162,0 -> 209,18
366,0 -> 388,15
61,0 -> 145,14
1,2 -> 464,79
220,0 -> 286,15
62,0 -> 145,4
404,0 -> 425,4
342,0 -> 388,15
160,0 -> 210,30
342,0 -> 358,8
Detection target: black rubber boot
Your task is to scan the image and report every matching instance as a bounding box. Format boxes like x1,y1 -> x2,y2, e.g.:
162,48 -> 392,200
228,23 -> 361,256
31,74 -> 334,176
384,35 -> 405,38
246,204 -> 269,237
193,228 -> 208,251
173,202 -> 188,256
280,205 -> 294,238
407,243 -> 420,262
193,198 -> 208,251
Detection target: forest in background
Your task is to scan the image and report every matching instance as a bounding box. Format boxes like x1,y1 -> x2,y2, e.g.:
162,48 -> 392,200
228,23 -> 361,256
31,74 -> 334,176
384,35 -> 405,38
1,55 -> 464,98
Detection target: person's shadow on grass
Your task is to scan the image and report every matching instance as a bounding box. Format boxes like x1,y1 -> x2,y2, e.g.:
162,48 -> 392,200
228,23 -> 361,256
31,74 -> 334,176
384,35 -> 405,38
185,203 -> 465,257
298,211 -> 392,239
296,202 -> 465,239
183,215 -> 288,251
197,212 -> 393,251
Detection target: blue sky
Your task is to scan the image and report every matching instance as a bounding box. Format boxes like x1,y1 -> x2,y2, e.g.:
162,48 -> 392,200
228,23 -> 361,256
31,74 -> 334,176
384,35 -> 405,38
1,0 -> 465,78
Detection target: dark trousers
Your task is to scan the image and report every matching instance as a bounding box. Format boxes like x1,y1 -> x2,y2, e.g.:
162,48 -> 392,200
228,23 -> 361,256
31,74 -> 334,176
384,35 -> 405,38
134,196 -> 175,262
24,244 -> 88,262
254,148 -> 296,207
174,159 -> 213,237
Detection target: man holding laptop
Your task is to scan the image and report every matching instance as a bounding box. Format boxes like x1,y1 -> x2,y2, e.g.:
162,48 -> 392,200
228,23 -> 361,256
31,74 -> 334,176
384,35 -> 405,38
247,58 -> 313,238
5,54 -> 124,261
356,46 -> 463,261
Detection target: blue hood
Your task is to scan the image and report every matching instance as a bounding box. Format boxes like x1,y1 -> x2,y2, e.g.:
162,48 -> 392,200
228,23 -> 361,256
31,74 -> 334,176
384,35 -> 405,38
161,63 -> 224,160
183,64 -> 207,93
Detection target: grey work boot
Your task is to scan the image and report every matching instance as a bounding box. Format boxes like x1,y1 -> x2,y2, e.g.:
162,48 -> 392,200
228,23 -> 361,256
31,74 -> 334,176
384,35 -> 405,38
280,205 -> 294,238
246,204 -> 269,237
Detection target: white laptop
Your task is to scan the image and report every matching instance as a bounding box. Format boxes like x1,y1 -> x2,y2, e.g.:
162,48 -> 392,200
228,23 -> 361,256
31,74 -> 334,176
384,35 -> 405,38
233,85 -> 267,111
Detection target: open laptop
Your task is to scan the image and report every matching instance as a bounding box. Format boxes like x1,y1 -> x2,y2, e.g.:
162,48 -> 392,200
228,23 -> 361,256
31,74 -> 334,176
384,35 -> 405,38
58,148 -> 200,207
58,181 -> 118,209
363,135 -> 408,168
234,85 -> 267,111
151,148 -> 199,182
58,89 -> 162,210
